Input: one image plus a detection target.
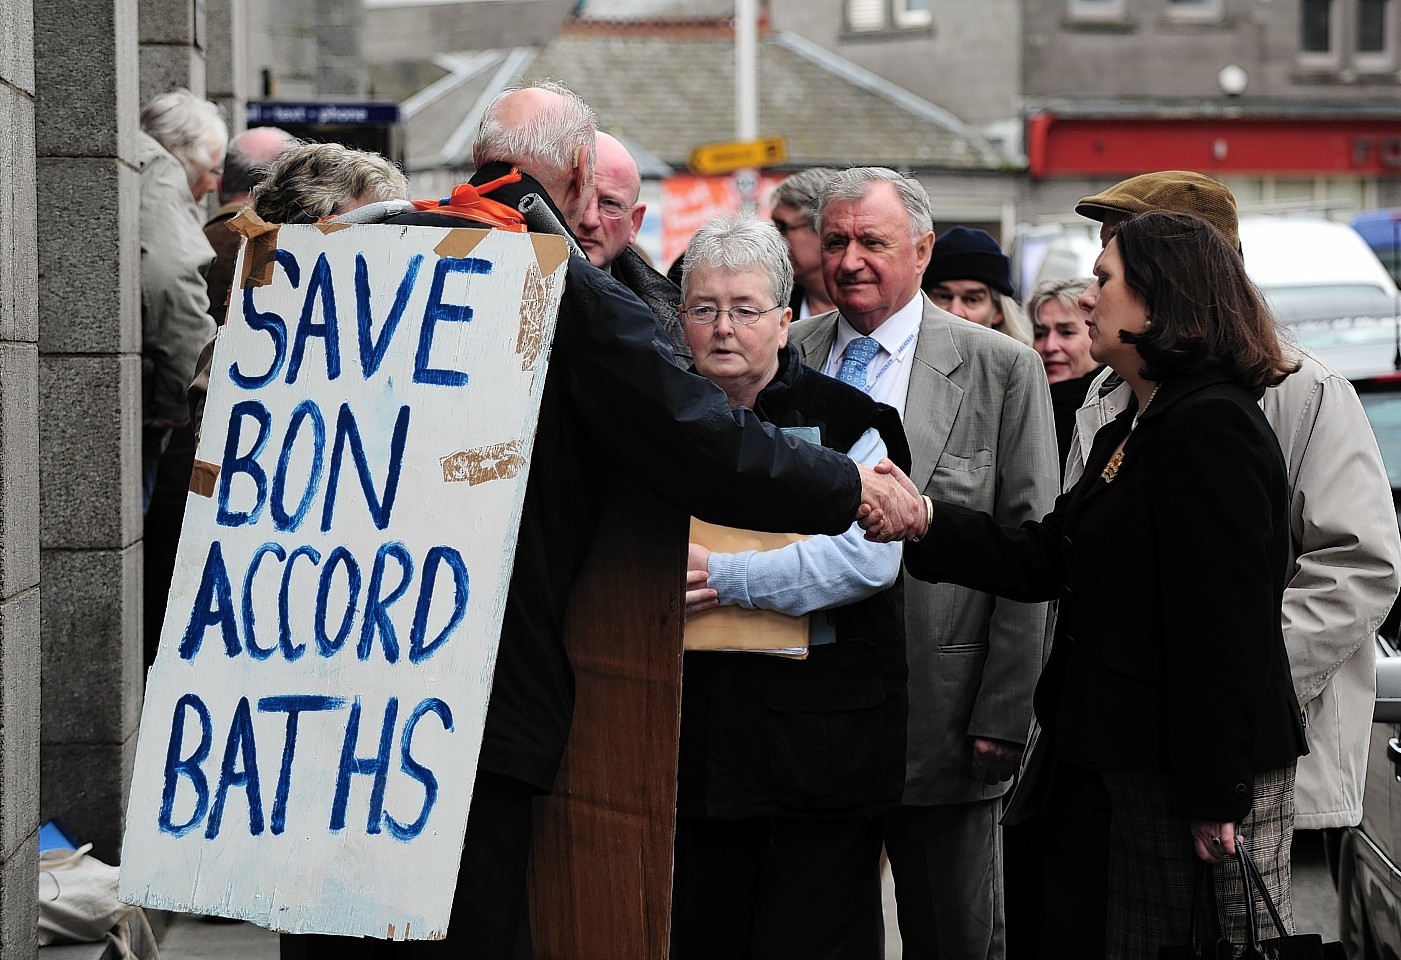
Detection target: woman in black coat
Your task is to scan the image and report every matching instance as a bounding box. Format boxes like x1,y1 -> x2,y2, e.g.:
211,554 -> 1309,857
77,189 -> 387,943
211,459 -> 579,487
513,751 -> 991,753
892,212 -> 1306,959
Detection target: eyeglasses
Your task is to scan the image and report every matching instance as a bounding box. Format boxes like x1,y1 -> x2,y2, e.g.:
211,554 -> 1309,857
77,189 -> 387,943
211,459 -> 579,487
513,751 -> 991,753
598,198 -> 631,220
772,217 -> 812,237
680,304 -> 781,325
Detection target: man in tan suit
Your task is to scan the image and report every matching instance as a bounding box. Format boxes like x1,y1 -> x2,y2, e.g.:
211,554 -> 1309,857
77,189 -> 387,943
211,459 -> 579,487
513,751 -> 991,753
789,168 -> 1057,960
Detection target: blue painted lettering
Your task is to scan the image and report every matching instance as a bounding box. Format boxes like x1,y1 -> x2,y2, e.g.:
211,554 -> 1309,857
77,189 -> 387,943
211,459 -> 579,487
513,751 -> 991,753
413,256 -> 491,386
159,694 -> 213,836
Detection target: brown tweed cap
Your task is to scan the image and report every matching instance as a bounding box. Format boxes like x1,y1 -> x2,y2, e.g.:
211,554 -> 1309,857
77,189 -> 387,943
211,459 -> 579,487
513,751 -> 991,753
1076,170 -> 1240,250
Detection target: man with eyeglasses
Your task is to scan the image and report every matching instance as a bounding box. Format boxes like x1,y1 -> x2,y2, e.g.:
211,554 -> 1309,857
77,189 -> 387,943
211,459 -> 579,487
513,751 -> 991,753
576,132 -> 644,270
789,167 -> 1057,960
772,167 -> 839,320
576,130 -> 692,364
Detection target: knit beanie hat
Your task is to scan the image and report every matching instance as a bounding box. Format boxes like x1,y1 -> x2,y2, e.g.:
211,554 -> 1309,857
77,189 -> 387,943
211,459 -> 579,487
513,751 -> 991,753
922,226 -> 1015,297
1075,170 -> 1239,250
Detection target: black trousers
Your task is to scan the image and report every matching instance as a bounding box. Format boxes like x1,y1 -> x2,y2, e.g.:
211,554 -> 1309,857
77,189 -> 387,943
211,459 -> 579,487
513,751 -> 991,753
670,815 -> 885,960
281,771 -> 535,960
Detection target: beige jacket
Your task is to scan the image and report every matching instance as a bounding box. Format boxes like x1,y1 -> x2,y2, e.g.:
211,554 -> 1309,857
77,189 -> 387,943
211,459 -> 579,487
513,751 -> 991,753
139,132 -> 216,426
1065,346 -> 1401,828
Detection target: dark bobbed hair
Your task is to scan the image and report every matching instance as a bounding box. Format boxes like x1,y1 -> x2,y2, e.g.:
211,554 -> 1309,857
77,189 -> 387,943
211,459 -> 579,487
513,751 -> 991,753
1111,211 -> 1296,394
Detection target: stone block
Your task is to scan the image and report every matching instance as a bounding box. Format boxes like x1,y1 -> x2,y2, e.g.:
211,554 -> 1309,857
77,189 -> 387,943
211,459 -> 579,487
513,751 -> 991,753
0,86 -> 38,346
0,0 -> 35,96
38,355 -> 142,551
40,545 -> 142,746
0,344 -> 40,601
0,589 -> 40,863
203,0 -> 246,109
138,43 -> 206,106
138,0 -> 195,45
39,733 -> 136,864
0,833 -> 38,960
34,0 -> 139,161
36,158 -> 140,356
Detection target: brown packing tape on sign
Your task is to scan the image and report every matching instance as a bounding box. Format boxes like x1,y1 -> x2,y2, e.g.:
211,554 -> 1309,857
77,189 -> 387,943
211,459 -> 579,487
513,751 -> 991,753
433,227 -> 492,260
189,459 -> 220,498
530,233 -> 570,280
229,208 -> 282,289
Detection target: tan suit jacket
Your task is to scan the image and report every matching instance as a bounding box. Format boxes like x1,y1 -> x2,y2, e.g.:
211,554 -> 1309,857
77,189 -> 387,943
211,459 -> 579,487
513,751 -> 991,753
791,295 -> 1059,804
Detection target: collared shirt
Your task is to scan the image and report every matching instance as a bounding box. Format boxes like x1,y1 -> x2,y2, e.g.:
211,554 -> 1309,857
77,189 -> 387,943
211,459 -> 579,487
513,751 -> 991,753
819,292 -> 924,415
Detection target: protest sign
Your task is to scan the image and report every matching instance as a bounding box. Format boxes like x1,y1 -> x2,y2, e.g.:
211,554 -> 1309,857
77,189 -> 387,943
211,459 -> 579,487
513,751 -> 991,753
120,218 -> 569,940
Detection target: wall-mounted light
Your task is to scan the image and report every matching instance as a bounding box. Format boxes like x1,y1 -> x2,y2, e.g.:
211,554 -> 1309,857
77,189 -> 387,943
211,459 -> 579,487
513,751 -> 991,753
1218,64 -> 1249,96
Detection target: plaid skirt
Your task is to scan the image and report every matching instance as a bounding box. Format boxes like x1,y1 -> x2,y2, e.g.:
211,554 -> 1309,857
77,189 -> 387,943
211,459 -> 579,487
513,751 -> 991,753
1102,764 -> 1295,960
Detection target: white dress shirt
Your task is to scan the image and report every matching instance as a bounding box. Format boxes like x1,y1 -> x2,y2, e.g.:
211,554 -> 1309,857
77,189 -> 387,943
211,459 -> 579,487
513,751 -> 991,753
818,293 -> 924,415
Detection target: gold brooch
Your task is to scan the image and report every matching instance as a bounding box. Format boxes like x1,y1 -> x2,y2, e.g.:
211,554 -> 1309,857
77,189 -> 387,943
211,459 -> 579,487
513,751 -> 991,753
1100,449 -> 1124,484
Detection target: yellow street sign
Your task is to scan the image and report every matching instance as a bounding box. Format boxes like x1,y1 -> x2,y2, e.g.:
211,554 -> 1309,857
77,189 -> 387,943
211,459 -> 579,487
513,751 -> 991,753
686,135 -> 789,176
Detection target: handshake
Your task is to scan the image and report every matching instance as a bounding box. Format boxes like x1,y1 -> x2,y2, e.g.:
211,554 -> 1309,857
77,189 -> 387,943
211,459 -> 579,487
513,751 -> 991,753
856,459 -> 930,543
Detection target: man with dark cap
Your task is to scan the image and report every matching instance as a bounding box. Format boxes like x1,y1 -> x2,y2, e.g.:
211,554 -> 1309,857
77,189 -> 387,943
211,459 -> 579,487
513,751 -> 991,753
922,226 -> 1032,344
1010,169 -> 1401,956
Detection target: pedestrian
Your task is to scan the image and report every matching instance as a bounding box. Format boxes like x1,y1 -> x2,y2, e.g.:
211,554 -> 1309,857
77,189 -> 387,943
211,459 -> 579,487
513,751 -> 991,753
671,214 -> 909,960
791,167 -> 1058,960
922,226 -> 1033,345
1026,277 -> 1099,467
894,211 -> 1308,960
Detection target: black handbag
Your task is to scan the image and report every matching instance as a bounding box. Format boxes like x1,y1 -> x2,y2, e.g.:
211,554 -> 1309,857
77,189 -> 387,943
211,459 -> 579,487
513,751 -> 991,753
1158,839 -> 1344,960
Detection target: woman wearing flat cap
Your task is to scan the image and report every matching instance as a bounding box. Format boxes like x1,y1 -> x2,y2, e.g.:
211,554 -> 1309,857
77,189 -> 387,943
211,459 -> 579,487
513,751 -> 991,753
886,211 -> 1305,959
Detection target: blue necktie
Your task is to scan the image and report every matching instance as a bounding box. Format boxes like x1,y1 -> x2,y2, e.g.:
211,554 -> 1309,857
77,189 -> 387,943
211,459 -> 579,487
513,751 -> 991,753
836,336 -> 881,392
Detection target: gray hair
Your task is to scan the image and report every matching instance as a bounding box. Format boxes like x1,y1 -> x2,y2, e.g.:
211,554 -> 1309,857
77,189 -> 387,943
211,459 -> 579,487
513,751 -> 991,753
817,167 -> 934,242
1026,277 -> 1093,329
994,293 -> 1033,346
250,143 -> 410,224
681,215 -> 794,309
140,89 -> 229,190
771,167 -> 839,228
474,80 -> 597,183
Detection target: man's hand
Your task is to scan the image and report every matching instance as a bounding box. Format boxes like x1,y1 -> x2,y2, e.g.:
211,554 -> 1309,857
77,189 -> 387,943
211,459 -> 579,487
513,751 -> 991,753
684,543 -> 718,618
857,460 -> 925,542
969,737 -> 1022,784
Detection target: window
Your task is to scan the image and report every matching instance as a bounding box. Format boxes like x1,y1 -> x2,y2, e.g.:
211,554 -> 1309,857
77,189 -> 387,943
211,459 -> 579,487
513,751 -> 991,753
1166,0 -> 1223,20
1068,0 -> 1126,19
845,0 -> 933,33
1300,0 -> 1337,54
1356,0 -> 1396,65
895,0 -> 933,28
1299,0 -> 1396,68
847,0 -> 885,31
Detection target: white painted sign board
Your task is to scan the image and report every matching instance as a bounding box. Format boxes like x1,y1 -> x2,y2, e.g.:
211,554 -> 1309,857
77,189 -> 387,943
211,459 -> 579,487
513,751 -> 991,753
120,220 -> 569,940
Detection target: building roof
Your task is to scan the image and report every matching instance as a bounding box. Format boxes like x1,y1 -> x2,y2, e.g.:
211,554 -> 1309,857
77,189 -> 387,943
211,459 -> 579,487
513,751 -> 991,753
373,27 -> 1010,174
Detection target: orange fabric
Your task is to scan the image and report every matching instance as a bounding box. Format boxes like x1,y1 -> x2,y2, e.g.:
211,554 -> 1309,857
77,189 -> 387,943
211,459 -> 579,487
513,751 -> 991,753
409,169 -> 529,232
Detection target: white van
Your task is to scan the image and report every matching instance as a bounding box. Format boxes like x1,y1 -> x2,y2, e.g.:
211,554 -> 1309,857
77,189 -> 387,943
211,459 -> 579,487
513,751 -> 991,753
1022,214 -> 1400,380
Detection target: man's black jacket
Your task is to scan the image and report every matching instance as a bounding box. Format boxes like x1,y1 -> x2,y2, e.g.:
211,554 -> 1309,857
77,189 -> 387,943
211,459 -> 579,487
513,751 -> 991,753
394,165 -> 863,791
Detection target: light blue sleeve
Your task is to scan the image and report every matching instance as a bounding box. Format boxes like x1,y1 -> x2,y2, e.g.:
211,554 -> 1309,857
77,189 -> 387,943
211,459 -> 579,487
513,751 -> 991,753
705,427 -> 902,615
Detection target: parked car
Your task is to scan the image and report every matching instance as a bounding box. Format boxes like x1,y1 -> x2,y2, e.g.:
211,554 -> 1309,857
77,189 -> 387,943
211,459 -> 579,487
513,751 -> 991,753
1338,639 -> 1401,960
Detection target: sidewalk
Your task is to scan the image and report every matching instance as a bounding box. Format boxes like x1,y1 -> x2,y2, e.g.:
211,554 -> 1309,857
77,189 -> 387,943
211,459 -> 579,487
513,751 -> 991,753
157,916 -> 278,960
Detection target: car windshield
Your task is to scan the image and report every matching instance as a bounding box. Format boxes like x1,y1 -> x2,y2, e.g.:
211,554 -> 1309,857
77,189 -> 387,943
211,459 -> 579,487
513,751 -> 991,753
1263,284 -> 1397,323
1358,387 -> 1401,490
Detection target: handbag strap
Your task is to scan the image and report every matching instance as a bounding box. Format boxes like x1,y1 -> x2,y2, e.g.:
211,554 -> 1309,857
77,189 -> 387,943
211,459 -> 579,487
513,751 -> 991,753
1235,838 -> 1289,939
38,842 -> 93,872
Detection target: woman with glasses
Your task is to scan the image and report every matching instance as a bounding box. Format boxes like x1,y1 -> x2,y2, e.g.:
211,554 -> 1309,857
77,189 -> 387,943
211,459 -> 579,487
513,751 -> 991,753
670,215 -> 911,960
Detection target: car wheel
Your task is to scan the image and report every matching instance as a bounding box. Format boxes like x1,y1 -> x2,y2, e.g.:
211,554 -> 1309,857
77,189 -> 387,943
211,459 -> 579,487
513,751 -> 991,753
1337,831 -> 1379,960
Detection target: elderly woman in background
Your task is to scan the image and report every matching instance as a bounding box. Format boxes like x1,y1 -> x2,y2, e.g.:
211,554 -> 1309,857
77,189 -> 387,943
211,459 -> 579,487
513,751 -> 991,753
673,215 -> 910,960
1027,277 -> 1102,466
892,212 -> 1305,959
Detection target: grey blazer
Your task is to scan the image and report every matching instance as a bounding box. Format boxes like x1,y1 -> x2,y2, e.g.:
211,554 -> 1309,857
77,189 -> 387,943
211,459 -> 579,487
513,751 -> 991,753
790,295 -> 1059,805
